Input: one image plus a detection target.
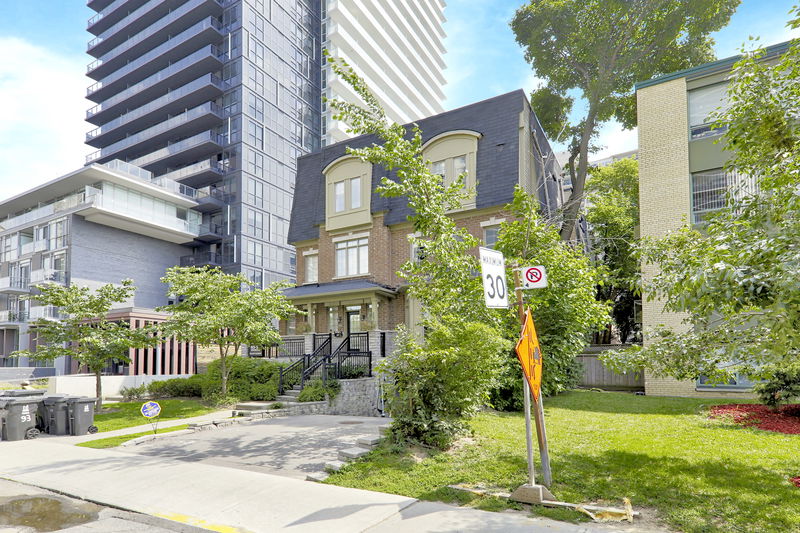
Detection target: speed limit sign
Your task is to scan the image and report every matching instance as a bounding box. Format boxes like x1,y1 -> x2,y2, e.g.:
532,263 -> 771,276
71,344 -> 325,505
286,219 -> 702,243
479,247 -> 508,308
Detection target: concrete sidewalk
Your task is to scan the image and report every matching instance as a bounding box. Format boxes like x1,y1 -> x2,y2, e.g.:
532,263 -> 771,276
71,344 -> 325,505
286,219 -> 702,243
0,439 -> 594,532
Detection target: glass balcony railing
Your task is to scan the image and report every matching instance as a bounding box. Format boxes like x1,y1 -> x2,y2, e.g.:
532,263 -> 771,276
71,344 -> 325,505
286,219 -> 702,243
101,160 -> 198,199
30,306 -> 64,320
197,222 -> 224,236
31,269 -> 68,285
159,159 -> 225,183
87,0 -> 127,29
0,277 -> 31,292
0,192 -> 89,232
86,102 -> 224,163
88,18 -> 223,84
20,242 -> 34,256
129,131 -> 225,169
87,45 -> 226,104
180,251 -> 231,267
88,0 -> 220,73
88,192 -> 200,236
87,75 -> 226,141
0,310 -> 29,323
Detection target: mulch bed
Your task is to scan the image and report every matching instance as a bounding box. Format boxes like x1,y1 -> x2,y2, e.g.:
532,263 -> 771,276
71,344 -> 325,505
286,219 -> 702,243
709,403 -> 800,435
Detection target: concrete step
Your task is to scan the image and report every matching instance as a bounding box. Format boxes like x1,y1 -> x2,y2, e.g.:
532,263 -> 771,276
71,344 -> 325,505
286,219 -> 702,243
283,390 -> 301,397
275,395 -> 299,403
338,447 -> 370,461
356,435 -> 381,448
378,424 -> 392,436
324,460 -> 347,472
306,471 -> 330,482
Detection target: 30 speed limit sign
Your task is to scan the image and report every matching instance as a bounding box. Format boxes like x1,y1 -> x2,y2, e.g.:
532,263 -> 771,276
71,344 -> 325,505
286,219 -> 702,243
479,247 -> 508,308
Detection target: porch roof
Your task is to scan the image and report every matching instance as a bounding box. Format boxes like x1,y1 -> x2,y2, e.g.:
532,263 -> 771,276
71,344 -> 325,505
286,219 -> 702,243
283,280 -> 397,300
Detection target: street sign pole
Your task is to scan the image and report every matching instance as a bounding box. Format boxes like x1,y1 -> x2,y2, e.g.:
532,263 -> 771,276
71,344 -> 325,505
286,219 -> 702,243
514,268 -> 536,487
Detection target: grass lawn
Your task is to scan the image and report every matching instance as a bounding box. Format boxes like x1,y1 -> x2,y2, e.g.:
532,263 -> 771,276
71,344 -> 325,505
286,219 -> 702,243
76,424 -> 190,449
326,390 -> 800,532
94,399 -> 217,432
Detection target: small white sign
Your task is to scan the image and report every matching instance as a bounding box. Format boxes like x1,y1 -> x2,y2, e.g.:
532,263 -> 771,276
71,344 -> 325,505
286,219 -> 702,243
521,266 -> 548,289
479,247 -> 508,308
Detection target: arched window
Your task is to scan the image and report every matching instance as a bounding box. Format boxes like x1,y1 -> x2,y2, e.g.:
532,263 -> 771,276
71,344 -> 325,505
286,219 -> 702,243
422,130 -> 482,209
324,156 -> 371,231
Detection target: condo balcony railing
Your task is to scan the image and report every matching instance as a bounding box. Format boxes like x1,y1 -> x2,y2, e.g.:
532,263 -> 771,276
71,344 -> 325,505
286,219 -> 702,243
180,251 -> 231,267
87,192 -> 200,236
87,46 -> 226,108
0,193 -> 88,232
0,310 -> 29,323
87,18 -> 223,83
159,159 -> 226,183
31,269 -> 68,285
101,160 -> 198,199
87,74 -> 226,141
86,102 -> 224,164
129,131 -> 225,169
30,305 -> 64,321
197,222 -> 224,236
0,277 -> 31,292
19,242 -> 34,256
88,0 -> 223,74
87,0 -> 128,29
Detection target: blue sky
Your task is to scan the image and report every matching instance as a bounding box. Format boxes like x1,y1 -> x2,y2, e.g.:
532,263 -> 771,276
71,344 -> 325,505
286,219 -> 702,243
0,0 -> 797,197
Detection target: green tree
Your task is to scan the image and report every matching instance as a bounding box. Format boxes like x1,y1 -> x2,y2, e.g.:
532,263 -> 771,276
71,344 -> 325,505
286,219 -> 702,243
584,158 -> 640,343
13,279 -> 155,410
491,188 -> 609,410
158,267 -> 296,397
326,55 -> 509,447
601,23 -> 800,392
511,0 -> 739,241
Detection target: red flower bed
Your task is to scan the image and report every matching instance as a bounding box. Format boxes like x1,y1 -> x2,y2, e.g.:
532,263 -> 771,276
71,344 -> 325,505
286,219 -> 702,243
709,403 -> 800,435
791,477 -> 800,488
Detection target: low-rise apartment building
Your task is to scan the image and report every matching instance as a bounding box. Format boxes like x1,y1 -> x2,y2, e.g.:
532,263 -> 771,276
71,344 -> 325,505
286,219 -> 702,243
0,161 -> 201,376
635,40 -> 791,397
281,90 -> 563,354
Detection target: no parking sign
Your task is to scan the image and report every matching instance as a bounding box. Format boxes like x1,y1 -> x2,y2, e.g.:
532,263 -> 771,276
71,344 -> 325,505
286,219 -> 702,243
520,266 -> 548,289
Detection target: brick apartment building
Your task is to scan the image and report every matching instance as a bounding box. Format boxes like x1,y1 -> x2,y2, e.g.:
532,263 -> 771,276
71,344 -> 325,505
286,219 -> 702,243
635,41 -> 790,397
280,90 -> 563,353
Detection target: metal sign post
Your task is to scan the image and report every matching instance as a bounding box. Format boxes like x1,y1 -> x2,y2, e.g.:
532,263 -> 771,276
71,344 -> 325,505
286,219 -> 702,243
509,266 -> 554,504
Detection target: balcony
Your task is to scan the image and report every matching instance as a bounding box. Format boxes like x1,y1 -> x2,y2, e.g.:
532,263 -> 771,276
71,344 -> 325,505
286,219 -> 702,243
89,0 -> 223,59
30,306 -> 64,321
159,159 -> 225,189
180,252 -> 232,267
19,242 -> 35,257
0,193 -> 88,232
86,102 -> 225,165
128,131 -> 225,174
87,74 -> 227,146
87,45 -> 226,111
195,222 -> 224,242
88,0 -> 152,36
0,311 -> 28,325
31,270 -> 68,285
194,184 -> 229,212
86,18 -> 224,93
87,0 -> 117,14
0,277 -> 31,294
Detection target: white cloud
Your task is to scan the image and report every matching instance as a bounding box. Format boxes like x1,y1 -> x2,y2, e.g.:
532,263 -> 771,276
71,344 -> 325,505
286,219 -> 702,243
592,121 -> 638,161
0,37 -> 88,199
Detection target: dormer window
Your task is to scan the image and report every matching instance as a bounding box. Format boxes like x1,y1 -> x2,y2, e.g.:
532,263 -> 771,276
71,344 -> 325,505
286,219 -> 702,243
422,130 -> 482,209
324,157 -> 372,231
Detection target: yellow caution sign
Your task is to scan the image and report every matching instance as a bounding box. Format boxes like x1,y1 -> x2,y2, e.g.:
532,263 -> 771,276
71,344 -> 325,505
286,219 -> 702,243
515,309 -> 543,401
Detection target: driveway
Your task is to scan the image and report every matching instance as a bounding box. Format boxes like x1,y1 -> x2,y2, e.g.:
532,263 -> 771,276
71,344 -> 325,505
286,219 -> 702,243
119,414 -> 388,479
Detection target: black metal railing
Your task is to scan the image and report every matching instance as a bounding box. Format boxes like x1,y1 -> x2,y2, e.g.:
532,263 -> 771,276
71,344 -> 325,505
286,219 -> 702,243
278,335 -> 332,394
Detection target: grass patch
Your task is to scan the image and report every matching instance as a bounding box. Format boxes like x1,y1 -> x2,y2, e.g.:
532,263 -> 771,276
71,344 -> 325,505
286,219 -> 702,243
326,390 -> 800,532
94,399 -> 217,432
76,424 -> 189,449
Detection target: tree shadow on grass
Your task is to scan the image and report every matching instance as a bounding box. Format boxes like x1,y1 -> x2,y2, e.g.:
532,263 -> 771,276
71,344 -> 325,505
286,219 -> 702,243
549,449 -> 800,532
536,390 -> 738,417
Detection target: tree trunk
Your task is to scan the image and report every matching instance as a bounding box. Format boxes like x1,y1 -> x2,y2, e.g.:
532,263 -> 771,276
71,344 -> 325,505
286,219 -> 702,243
94,371 -> 103,412
219,344 -> 228,396
560,103 -> 599,241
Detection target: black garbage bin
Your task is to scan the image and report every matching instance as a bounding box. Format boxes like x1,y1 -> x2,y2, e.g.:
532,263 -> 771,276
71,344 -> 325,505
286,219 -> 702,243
0,398 -> 42,440
39,395 -> 71,435
67,397 -> 98,436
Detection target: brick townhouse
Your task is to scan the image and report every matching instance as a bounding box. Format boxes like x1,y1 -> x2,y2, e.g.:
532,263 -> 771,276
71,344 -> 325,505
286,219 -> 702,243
279,90 -> 563,355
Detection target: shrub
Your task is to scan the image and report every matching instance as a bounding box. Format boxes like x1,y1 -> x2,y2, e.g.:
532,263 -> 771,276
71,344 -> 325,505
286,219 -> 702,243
298,379 -> 339,402
338,365 -> 369,379
203,356 -> 282,402
148,376 -> 205,398
250,382 -> 278,401
382,321 -> 509,449
755,361 -> 800,409
120,384 -> 147,402
146,380 -> 170,399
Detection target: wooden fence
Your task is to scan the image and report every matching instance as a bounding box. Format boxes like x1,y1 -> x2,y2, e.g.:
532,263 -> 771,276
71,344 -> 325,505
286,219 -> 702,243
576,345 -> 644,391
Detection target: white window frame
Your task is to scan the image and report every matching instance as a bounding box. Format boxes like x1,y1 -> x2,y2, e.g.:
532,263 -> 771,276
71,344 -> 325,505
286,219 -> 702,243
334,237 -> 369,277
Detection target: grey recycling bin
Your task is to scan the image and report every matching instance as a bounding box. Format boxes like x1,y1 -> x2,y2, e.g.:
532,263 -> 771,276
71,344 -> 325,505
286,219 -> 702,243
67,397 -> 98,436
39,395 -> 71,435
0,398 -> 42,441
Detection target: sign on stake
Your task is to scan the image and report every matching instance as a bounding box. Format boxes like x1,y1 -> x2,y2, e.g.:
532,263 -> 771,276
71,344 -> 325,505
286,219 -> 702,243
479,247 -> 508,308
